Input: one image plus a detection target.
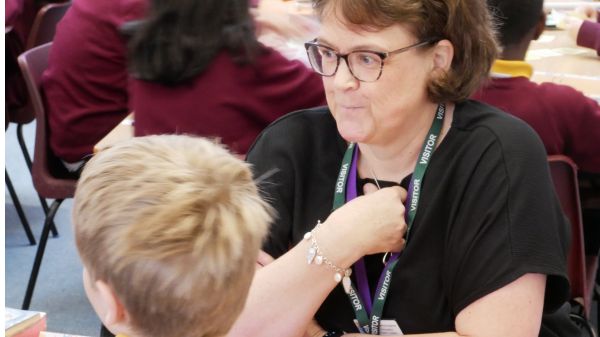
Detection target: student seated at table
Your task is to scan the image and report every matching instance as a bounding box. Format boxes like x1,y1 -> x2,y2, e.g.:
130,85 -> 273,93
6,0 -> 43,120
42,0 -> 148,173
475,0 -> 600,264
72,135 -> 271,337
565,6 -> 600,55
474,0 -> 600,174
129,0 -> 326,155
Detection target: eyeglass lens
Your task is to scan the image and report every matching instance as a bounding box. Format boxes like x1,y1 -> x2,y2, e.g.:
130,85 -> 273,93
306,45 -> 383,82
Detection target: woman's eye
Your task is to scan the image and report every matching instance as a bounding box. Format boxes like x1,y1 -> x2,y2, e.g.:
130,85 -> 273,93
319,48 -> 337,60
357,53 -> 379,66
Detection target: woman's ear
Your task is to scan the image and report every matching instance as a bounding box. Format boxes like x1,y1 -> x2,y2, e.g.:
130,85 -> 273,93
431,39 -> 454,72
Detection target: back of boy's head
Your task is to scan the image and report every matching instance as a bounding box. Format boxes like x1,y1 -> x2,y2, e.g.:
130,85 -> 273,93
73,135 -> 271,337
487,0 -> 544,47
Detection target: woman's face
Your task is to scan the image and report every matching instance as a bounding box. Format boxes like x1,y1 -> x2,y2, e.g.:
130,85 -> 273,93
318,13 -> 435,146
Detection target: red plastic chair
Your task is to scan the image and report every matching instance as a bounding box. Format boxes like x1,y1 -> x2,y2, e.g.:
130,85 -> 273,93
548,155 -> 597,319
6,3 -> 71,238
11,2 -> 71,162
18,42 -> 78,310
10,1 -> 71,167
25,2 -> 71,50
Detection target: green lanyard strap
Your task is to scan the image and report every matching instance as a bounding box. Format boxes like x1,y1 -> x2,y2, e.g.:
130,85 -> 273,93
331,104 -> 446,334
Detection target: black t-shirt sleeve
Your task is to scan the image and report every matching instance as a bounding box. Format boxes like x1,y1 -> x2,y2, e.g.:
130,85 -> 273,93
246,119 -> 296,259
442,123 -> 570,316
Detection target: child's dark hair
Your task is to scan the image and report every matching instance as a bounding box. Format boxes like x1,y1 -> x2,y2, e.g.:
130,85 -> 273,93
487,0 -> 544,48
128,0 -> 260,86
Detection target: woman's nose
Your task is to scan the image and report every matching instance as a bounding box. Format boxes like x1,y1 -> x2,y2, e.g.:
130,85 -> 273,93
333,58 -> 359,90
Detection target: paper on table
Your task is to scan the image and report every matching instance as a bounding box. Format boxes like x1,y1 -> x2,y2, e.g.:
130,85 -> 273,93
526,47 -> 588,60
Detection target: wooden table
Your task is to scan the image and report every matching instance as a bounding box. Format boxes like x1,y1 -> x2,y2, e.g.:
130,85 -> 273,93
544,0 -> 600,10
528,29 -> 600,100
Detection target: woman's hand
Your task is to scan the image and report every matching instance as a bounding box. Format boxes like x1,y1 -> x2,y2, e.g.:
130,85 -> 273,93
321,186 -> 408,262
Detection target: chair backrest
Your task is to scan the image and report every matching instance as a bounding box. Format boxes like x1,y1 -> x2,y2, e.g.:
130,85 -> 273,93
547,155 -> 589,310
6,26 -> 35,124
7,2 -> 71,125
25,2 -> 71,50
18,42 -> 76,199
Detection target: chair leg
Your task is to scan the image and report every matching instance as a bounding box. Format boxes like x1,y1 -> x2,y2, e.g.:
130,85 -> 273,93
41,196 -> 59,237
21,199 -> 64,310
17,123 -> 33,171
17,123 -> 59,237
5,170 -> 36,245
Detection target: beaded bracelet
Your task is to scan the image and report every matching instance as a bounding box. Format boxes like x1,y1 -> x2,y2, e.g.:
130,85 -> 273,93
304,220 -> 352,294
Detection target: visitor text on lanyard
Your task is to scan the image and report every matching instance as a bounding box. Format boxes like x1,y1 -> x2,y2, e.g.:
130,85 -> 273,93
331,104 -> 445,334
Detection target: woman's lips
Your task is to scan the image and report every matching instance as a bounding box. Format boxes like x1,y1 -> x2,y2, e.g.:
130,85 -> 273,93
338,105 -> 364,110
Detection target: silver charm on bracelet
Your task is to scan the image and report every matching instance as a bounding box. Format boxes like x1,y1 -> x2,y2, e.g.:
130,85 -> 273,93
304,220 -> 353,294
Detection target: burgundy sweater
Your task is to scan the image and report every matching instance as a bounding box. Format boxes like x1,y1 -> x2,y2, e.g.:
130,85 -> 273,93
6,0 -> 37,114
5,0 -> 37,44
473,76 -> 600,173
577,10 -> 600,55
132,46 -> 326,155
42,0 -> 147,162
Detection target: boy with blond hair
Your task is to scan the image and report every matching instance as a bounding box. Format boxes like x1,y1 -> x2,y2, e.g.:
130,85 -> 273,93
72,135 -> 271,337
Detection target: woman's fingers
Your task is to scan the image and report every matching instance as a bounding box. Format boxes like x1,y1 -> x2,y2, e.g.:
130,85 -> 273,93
324,186 -> 409,256
363,182 -> 378,194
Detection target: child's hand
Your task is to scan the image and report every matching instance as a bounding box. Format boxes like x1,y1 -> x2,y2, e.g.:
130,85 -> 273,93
564,16 -> 584,42
573,5 -> 597,20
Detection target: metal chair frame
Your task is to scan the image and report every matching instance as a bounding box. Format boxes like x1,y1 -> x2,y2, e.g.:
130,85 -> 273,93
5,169 -> 36,245
18,42 -> 78,310
548,155 -> 598,335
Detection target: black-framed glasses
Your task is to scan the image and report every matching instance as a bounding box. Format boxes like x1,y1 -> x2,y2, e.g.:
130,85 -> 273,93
304,39 -> 438,82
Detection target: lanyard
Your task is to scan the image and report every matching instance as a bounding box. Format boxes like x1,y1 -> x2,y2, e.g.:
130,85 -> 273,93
331,104 -> 445,334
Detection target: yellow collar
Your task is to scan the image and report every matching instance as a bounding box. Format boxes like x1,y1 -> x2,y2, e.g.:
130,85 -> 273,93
490,59 -> 533,79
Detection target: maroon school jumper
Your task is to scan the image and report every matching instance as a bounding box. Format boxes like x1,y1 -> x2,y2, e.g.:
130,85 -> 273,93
132,46 -> 326,155
6,0 -> 37,114
473,75 -> 600,173
577,10 -> 600,55
42,0 -> 147,163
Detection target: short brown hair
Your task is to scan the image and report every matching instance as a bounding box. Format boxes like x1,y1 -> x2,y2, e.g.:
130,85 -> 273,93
73,135 -> 271,337
314,0 -> 499,102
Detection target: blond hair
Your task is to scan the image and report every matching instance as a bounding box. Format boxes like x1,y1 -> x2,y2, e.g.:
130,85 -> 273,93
314,0 -> 499,102
73,135 -> 271,337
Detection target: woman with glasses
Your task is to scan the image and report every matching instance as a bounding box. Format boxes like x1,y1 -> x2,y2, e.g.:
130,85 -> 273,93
231,0 -> 576,336
128,0 -> 325,155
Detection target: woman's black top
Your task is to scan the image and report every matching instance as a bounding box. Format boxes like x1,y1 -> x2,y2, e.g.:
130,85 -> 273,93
246,100 -> 571,335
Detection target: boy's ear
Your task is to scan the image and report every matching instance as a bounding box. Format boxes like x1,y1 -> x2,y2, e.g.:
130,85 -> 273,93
533,12 -> 546,40
431,39 -> 454,72
96,280 -> 129,326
